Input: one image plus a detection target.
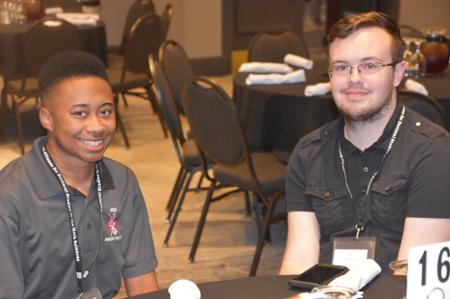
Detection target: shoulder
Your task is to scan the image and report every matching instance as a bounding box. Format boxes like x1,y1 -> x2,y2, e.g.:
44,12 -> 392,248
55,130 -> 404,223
403,107 -> 448,141
292,118 -> 340,156
0,156 -> 27,194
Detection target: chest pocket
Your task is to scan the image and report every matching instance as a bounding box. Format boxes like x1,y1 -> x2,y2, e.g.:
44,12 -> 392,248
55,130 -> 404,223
305,184 -> 357,238
370,177 -> 408,228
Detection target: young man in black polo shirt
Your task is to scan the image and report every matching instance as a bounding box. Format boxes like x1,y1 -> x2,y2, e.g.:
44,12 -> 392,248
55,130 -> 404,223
0,51 -> 159,298
280,12 -> 450,274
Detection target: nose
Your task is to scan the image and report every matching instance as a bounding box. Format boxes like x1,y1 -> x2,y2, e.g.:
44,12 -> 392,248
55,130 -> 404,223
349,65 -> 363,82
86,115 -> 106,135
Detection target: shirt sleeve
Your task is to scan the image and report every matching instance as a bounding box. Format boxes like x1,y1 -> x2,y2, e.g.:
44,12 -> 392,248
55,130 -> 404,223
0,199 -> 24,298
285,145 -> 314,212
407,137 -> 450,218
121,178 -> 158,279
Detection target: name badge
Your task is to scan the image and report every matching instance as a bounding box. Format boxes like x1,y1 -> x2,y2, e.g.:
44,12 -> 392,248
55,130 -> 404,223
77,287 -> 103,299
332,237 -> 376,268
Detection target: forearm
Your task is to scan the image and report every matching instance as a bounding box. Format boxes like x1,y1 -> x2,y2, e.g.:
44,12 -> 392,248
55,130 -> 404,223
125,272 -> 159,296
397,217 -> 450,260
279,212 -> 320,275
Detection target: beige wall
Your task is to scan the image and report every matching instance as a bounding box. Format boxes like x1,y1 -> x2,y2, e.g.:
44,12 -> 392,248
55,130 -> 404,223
399,0 -> 450,34
100,0 -> 222,59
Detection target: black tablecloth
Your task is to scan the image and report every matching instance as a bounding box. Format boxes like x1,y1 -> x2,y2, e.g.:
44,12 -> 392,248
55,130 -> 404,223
128,274 -> 405,299
0,21 -> 108,78
234,64 -> 450,155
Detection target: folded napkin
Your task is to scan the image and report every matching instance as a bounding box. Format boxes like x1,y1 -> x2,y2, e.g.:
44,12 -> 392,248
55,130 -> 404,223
328,259 -> 381,291
45,7 -> 63,15
168,279 -> 201,299
304,82 -> 331,97
405,79 -> 429,95
239,62 -> 293,74
284,53 -> 314,70
246,69 -> 306,85
56,13 -> 99,26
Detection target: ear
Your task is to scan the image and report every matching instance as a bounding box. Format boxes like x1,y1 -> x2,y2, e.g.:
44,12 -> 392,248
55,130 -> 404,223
393,60 -> 406,87
39,106 -> 53,132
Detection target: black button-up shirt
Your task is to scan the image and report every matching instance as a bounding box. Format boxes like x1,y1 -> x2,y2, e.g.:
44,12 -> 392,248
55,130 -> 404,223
286,102 -> 450,271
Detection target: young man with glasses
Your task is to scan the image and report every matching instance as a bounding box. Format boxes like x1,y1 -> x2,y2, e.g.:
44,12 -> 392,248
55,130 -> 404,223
0,51 -> 159,298
280,12 -> 450,274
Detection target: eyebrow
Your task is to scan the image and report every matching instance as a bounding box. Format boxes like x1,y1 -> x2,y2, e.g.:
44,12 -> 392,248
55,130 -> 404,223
331,57 -> 383,65
71,102 -> 114,108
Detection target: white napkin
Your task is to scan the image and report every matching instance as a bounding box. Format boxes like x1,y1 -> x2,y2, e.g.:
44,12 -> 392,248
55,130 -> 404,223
284,54 -> 314,70
405,79 -> 429,95
45,7 -> 63,15
168,279 -> 201,299
239,62 -> 293,74
327,259 -> 381,291
246,69 -> 306,85
304,82 -> 331,97
56,13 -> 99,26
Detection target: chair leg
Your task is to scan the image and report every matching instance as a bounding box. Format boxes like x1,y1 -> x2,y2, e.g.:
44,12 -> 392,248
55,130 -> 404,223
165,167 -> 188,223
249,194 -> 279,277
114,94 -> 130,148
163,171 -> 195,246
244,191 -> 252,216
13,100 -> 25,155
120,92 -> 129,107
195,173 -> 204,191
188,180 -> 217,263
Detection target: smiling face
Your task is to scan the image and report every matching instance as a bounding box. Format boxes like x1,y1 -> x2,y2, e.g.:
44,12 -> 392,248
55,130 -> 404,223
39,76 -> 116,168
329,27 -> 405,122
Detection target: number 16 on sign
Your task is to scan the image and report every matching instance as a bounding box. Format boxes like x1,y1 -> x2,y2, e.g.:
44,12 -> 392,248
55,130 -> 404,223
407,241 -> 450,299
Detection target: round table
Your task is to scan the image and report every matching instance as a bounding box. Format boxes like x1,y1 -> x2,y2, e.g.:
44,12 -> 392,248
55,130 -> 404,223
128,274 -> 406,299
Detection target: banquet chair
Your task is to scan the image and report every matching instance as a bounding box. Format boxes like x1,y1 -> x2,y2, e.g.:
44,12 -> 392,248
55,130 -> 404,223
4,17 -> 82,154
44,0 -> 82,11
107,13 -> 166,147
248,31 -> 309,63
183,77 -> 286,276
119,0 -> 155,55
158,39 -> 194,116
399,89 -> 447,127
148,57 -> 215,246
160,3 -> 173,41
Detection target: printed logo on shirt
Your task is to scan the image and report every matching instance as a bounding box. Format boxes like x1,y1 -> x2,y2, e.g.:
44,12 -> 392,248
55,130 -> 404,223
104,208 -> 122,242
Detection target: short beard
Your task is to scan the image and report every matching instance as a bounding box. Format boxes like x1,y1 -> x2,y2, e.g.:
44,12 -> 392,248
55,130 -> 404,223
339,89 -> 395,124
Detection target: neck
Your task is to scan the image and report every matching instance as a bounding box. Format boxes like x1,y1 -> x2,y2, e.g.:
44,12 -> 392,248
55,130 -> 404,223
344,102 -> 397,151
46,142 -> 95,196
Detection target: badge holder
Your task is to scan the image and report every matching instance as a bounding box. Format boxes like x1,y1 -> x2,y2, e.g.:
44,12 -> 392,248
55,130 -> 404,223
332,235 -> 376,268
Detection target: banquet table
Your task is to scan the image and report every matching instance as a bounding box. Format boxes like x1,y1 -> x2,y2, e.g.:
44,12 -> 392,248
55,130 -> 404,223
233,63 -> 450,158
0,21 -> 108,78
128,274 -> 406,299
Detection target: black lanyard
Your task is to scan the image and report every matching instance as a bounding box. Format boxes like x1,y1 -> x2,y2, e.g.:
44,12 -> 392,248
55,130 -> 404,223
42,145 -> 103,294
337,105 -> 405,236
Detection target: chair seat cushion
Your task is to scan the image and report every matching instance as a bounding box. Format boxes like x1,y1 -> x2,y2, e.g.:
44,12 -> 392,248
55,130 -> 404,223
214,152 -> 286,196
107,68 -> 149,92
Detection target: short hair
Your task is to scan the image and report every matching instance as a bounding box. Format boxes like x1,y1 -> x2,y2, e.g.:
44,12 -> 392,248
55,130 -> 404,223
327,11 -> 405,62
38,50 -> 109,102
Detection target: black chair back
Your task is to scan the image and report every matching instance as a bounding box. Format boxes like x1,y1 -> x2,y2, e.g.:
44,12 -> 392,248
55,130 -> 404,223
24,17 -> 82,77
159,40 -> 194,115
44,0 -> 82,11
183,77 -> 247,167
149,57 -> 185,146
160,3 -> 173,40
120,0 -> 155,54
123,13 -> 163,76
399,89 -> 447,127
248,31 -> 309,62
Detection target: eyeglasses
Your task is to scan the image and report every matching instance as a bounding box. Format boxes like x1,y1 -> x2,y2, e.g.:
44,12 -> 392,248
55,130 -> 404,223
328,61 -> 399,78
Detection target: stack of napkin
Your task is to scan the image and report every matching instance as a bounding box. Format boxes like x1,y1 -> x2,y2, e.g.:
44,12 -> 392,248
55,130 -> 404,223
240,53 -> 313,85
304,82 -> 331,97
56,13 -> 99,26
328,259 -> 381,291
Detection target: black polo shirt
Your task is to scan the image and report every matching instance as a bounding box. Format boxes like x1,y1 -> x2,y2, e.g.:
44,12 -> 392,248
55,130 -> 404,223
0,137 -> 158,298
286,102 -> 450,271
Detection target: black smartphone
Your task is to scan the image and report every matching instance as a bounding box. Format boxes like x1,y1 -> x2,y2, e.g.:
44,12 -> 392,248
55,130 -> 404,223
288,264 -> 349,290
